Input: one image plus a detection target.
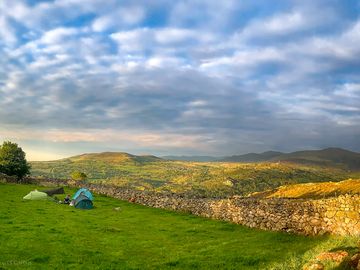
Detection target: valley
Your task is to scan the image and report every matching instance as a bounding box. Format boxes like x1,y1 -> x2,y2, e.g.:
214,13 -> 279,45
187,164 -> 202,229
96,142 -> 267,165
30,148 -> 360,198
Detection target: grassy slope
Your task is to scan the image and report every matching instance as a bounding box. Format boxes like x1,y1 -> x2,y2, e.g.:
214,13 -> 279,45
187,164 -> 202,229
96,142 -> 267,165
30,153 -> 351,197
220,148 -> 360,170
1,183 -> 358,269
250,179 -> 360,199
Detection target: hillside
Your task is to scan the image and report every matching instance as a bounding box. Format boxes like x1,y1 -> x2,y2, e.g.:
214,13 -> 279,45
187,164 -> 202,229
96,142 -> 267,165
220,148 -> 360,170
220,151 -> 283,162
69,152 -> 163,164
250,178 -> 360,199
30,152 -> 352,198
271,148 -> 360,170
162,155 -> 219,162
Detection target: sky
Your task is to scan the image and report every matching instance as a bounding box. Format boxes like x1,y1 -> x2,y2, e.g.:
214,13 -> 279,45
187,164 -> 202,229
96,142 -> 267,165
0,0 -> 359,161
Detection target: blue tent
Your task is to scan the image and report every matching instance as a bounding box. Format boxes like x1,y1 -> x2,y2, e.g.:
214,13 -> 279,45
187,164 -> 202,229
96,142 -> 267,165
72,188 -> 94,201
74,194 -> 93,209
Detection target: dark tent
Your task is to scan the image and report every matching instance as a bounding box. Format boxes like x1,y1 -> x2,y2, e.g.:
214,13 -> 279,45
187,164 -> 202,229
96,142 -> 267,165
72,188 -> 93,201
74,194 -> 93,209
43,187 -> 65,196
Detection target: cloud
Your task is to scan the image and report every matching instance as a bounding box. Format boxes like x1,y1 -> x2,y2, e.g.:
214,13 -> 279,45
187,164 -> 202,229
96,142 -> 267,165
110,28 -> 152,52
0,127 -> 214,153
334,83 -> 360,98
92,16 -> 113,32
110,27 -> 214,55
169,0 -> 241,30
146,56 -> 184,68
0,0 -> 359,159
0,16 -> 17,45
243,11 -> 306,37
154,28 -> 197,44
92,6 -> 145,32
40,27 -> 79,44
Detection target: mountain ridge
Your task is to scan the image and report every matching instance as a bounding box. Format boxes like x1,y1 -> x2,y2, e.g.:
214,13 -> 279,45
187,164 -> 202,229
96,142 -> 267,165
219,148 -> 360,170
35,147 -> 360,170
218,151 -> 283,162
162,155 -> 220,162
62,151 -> 163,164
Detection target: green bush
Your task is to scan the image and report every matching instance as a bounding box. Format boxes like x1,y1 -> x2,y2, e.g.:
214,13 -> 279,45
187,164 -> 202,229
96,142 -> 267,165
70,171 -> 87,181
0,141 -> 30,179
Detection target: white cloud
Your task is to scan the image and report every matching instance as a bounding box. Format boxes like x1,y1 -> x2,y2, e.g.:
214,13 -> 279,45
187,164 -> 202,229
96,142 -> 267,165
245,12 -> 305,37
146,56 -> 183,68
92,6 -> 145,32
278,19 -> 360,67
110,27 -> 215,57
110,28 -> 152,52
199,47 -> 285,76
0,0 -> 359,156
334,83 -> 360,98
0,16 -> 17,45
155,28 -> 196,44
121,6 -> 145,25
40,27 -> 79,44
188,100 -> 208,107
3,1 -> 30,22
240,5 -> 337,40
92,16 -> 113,32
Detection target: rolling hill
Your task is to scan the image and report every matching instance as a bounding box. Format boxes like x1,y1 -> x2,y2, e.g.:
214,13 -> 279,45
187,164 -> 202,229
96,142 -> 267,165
220,148 -> 360,170
69,152 -> 163,164
162,155 -> 220,162
30,151 -> 353,198
271,148 -> 360,170
219,151 -> 283,162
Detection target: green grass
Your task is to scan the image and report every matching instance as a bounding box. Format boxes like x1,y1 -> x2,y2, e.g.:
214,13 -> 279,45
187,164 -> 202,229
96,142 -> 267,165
0,183 -> 358,269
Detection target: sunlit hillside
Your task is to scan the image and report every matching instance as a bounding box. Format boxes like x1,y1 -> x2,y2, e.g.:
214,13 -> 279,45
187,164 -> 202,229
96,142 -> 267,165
30,152 -> 353,198
250,179 -> 360,199
69,152 -> 162,163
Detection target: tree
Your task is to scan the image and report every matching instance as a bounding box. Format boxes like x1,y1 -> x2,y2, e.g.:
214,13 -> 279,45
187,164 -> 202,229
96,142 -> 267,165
0,141 -> 30,179
70,171 -> 87,181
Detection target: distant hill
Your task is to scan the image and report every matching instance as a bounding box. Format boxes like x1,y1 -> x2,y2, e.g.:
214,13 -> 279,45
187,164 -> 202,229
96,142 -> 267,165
270,148 -> 360,170
219,151 -> 283,162
220,148 -> 360,170
162,155 -> 219,162
30,152 -> 164,181
69,152 -> 163,164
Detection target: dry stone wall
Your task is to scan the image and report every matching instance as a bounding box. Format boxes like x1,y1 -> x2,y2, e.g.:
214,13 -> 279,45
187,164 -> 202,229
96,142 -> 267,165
30,178 -> 360,236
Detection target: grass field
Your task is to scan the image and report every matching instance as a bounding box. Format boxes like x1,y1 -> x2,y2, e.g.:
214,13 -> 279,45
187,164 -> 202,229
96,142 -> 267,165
0,183 -> 359,269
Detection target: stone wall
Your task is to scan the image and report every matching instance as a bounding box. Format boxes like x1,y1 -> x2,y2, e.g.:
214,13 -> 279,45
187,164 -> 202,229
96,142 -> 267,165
29,178 -> 360,236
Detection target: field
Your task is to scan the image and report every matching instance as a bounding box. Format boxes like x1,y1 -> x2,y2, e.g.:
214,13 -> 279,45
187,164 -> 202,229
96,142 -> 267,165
1,183 -> 359,269
30,152 -> 353,198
